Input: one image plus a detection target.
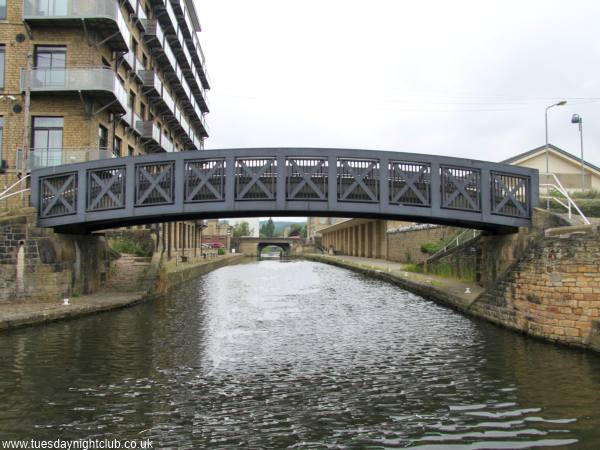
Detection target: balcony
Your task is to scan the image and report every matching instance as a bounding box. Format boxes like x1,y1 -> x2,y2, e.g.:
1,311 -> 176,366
27,147 -> 115,170
135,120 -> 161,144
138,69 -> 163,97
124,0 -> 147,29
22,67 -> 128,114
121,50 -> 135,70
121,100 -> 133,127
130,112 -> 143,136
23,0 -> 130,51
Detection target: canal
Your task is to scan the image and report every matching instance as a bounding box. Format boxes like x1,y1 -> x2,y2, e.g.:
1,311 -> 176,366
1,260 -> 599,448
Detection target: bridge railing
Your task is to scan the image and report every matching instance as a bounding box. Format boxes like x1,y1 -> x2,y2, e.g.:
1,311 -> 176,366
30,148 -> 538,231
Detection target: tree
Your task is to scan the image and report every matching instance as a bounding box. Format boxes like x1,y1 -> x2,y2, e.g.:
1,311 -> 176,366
289,223 -> 306,238
260,217 -> 275,237
232,221 -> 251,238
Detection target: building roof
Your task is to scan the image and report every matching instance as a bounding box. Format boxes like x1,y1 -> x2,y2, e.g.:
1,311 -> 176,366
502,143 -> 600,175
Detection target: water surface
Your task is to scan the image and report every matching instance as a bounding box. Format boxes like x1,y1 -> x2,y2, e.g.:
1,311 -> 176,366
1,260 -> 599,448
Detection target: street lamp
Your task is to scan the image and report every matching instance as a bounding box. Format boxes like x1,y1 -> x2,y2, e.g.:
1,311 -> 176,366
544,100 -> 567,208
571,113 -> 585,192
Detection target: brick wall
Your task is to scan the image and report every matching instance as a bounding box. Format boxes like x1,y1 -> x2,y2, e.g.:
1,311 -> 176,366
470,228 -> 600,351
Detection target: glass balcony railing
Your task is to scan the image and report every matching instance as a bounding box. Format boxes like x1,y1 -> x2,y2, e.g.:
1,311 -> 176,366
162,88 -> 175,114
121,100 -> 134,127
121,50 -> 135,70
161,136 -> 174,153
22,67 -> 128,113
28,147 -> 115,170
23,0 -> 130,51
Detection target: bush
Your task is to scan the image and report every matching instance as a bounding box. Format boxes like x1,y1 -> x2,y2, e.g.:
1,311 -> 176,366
420,241 -> 444,254
547,198 -> 600,218
570,189 -> 600,199
217,248 -> 226,255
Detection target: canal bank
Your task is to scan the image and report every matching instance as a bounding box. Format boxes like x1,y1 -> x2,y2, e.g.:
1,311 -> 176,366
0,253 -> 246,331
304,254 -> 482,312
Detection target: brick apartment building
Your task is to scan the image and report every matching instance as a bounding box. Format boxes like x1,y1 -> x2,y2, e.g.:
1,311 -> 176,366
0,0 -> 210,256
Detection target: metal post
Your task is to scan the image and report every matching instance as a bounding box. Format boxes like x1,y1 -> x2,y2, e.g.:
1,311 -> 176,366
21,53 -> 33,206
545,101 -> 567,209
579,120 -> 584,192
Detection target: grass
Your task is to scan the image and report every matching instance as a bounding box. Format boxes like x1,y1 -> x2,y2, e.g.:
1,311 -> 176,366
404,261 -> 476,282
109,239 -> 153,257
570,189 -> 600,199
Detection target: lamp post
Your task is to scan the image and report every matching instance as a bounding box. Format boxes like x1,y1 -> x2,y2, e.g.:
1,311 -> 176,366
544,100 -> 567,208
571,113 -> 585,192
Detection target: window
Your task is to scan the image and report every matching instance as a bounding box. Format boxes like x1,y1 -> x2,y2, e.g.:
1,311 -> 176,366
113,136 -> 122,157
142,53 -> 148,70
140,103 -> 146,120
131,38 -> 138,58
128,90 -> 136,112
32,117 -> 64,167
98,125 -> 108,149
34,45 -> 66,87
0,45 -> 4,89
102,57 -> 111,68
128,145 -> 134,157
0,0 -> 6,20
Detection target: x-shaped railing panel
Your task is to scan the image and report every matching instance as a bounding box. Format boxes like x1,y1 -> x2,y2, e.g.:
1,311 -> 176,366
40,173 -> 77,218
491,172 -> 529,217
441,166 -> 481,211
135,163 -> 174,206
389,162 -> 430,206
338,159 -> 379,202
87,167 -> 126,211
185,159 -> 225,202
286,159 -> 327,200
236,158 -> 276,200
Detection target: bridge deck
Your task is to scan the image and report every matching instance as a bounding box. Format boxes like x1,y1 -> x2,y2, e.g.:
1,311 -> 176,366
30,148 -> 538,233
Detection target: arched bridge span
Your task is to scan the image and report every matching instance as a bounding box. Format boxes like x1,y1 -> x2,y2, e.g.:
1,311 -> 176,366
30,148 -> 538,233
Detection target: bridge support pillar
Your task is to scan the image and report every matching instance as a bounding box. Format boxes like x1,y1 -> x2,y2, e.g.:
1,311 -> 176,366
357,224 -> 363,257
365,222 -> 372,258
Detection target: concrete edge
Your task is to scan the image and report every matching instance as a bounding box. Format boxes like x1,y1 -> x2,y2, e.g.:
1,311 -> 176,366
0,293 -> 151,332
545,224 -> 597,237
304,254 -> 474,313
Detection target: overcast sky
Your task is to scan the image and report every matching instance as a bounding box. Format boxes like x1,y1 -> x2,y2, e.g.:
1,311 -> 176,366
196,0 -> 600,222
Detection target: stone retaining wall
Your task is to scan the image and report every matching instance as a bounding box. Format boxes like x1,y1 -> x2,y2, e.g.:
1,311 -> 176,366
471,228 -> 600,352
0,209 -> 112,302
387,225 -> 462,264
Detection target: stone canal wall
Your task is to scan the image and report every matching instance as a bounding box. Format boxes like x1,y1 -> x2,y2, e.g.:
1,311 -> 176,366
155,253 -> 248,295
386,225 -> 462,264
471,226 -> 600,352
0,208 -> 112,302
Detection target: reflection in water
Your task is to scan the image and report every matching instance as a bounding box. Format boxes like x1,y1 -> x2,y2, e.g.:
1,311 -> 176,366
0,260 -> 599,448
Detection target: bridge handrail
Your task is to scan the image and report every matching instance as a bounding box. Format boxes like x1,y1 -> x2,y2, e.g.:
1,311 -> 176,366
428,228 -> 481,261
0,174 -> 30,203
539,172 -> 590,225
